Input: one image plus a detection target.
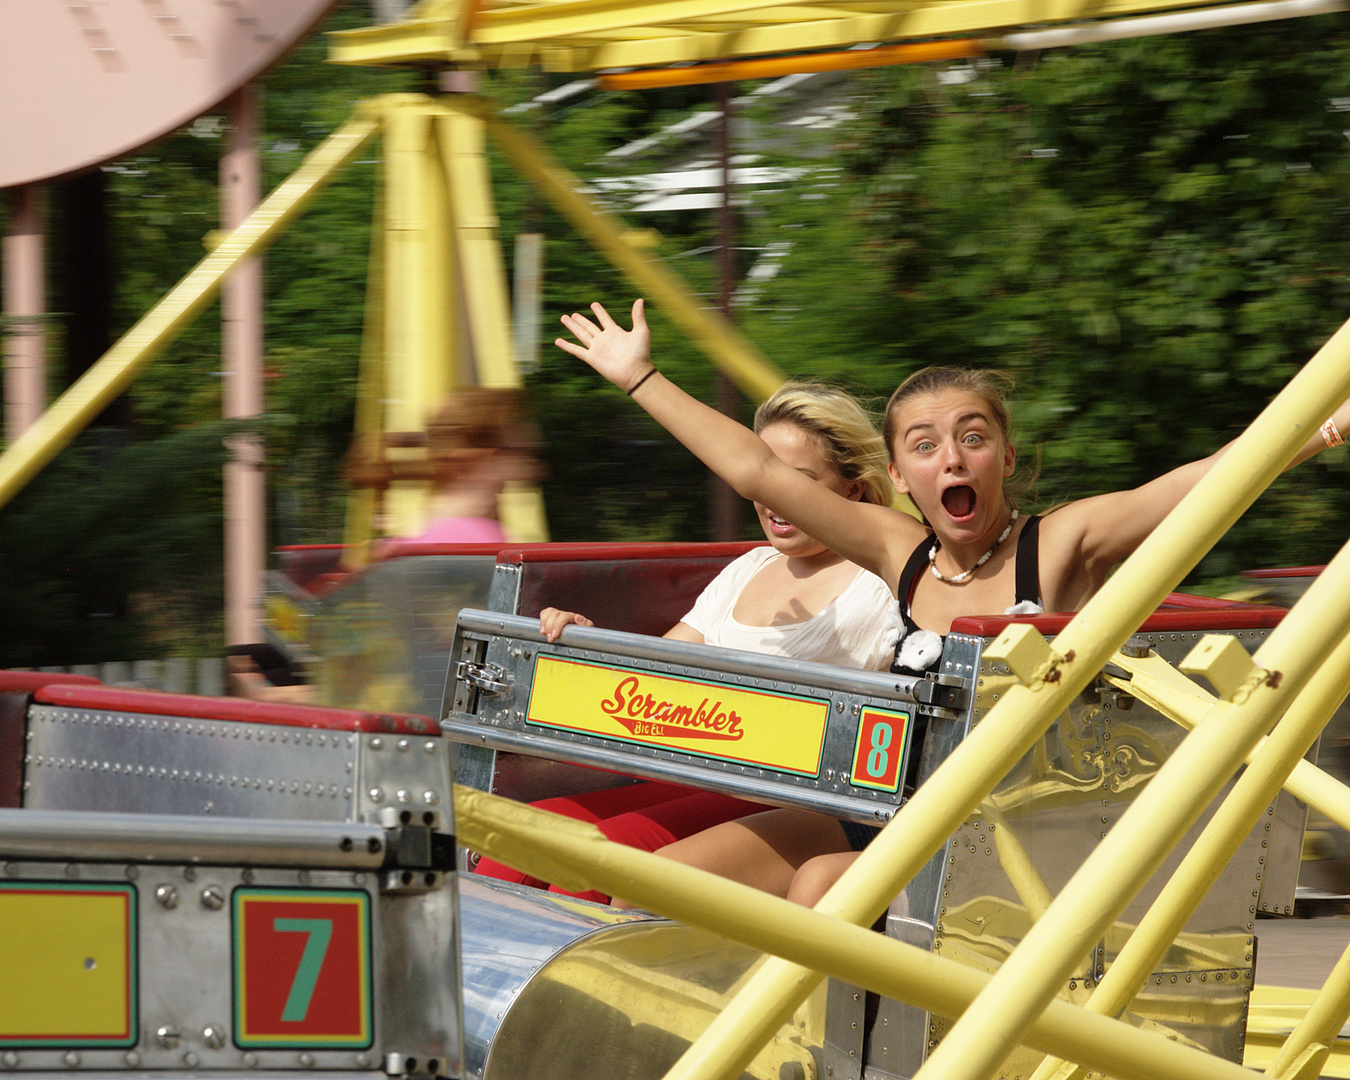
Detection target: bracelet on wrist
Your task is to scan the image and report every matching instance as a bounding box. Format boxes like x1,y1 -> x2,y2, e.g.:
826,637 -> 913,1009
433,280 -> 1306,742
627,368 -> 657,396
1322,417 -> 1344,448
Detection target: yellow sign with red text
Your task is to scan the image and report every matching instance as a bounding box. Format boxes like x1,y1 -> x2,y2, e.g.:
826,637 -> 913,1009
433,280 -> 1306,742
527,656 -> 829,776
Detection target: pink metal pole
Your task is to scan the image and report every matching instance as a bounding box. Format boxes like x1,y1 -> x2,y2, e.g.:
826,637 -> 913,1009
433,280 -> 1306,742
3,186 -> 47,445
221,84 -> 266,647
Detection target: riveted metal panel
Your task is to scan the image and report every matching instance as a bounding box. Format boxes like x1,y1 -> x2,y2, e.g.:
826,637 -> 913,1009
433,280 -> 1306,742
445,610 -> 955,823
23,708 -> 358,821
355,732 -> 453,827
0,860 -> 459,1077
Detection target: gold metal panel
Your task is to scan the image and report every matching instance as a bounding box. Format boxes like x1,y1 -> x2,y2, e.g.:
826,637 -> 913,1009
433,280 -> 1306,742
483,920 -> 823,1080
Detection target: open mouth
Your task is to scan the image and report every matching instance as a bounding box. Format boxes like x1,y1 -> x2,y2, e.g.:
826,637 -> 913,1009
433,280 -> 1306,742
941,485 -> 976,519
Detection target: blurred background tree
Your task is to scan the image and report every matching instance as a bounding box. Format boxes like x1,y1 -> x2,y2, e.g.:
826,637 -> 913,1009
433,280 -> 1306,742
3,2 -> 1350,664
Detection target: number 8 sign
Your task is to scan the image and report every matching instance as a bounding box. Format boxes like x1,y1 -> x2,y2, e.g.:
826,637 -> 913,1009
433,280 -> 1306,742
849,707 -> 910,793
233,889 -> 373,1048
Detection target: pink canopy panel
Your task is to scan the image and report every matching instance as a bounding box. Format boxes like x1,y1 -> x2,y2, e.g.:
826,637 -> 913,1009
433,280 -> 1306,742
0,0 -> 339,188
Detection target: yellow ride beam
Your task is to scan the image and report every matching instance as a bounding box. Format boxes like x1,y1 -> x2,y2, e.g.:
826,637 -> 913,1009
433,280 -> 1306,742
329,0 -> 1312,72
1027,624 -> 1350,1080
1106,651 -> 1350,836
0,111 -> 381,511
454,784 -> 1256,1080
472,97 -> 787,401
436,95 -> 549,539
661,315 -> 1350,1080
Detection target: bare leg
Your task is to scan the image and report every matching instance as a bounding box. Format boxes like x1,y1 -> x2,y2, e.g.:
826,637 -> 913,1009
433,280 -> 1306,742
611,807 -> 849,908
787,851 -> 861,907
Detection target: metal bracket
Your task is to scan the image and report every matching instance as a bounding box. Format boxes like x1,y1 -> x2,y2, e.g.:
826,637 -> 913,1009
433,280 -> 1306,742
914,672 -> 969,712
380,825 -> 456,893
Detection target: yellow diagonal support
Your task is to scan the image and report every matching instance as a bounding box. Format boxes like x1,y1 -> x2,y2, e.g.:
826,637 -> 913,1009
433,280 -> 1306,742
1108,651 -> 1350,834
0,111 -> 381,510
434,97 -> 549,541
453,785 -> 1256,1080
1027,624 -> 1350,1080
471,97 -> 787,402
662,314 -> 1350,1080
913,543 -> 1350,1080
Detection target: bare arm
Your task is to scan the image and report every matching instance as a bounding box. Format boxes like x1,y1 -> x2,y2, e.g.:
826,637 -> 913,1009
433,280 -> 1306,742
555,300 -> 921,589
1041,399 -> 1350,609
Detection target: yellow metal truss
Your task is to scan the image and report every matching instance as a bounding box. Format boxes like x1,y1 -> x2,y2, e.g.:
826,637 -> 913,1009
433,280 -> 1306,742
329,0 -> 1325,72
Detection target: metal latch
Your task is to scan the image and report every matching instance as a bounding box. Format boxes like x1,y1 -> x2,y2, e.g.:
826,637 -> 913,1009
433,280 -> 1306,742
455,659 -> 510,696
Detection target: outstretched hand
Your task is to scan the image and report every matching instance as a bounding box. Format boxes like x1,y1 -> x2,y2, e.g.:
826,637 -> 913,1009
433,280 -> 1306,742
555,300 -> 652,392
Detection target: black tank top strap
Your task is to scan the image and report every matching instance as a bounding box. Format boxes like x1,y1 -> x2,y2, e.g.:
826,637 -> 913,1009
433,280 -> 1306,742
896,533 -> 938,635
1014,514 -> 1043,608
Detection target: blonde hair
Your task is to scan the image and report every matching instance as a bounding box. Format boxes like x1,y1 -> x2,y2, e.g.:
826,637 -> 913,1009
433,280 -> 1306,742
754,381 -> 892,506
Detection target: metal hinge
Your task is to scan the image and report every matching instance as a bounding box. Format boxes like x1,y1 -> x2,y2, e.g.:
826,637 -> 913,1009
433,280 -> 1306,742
455,659 -> 510,696
914,672 -> 969,713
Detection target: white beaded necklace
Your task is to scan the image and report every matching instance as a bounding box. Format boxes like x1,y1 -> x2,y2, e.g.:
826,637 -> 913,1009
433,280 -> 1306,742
928,509 -> 1019,585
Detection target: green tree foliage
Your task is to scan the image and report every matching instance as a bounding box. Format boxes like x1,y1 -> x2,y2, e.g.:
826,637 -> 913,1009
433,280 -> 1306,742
7,7 -> 1350,666
483,72 -> 748,541
734,15 -> 1350,582
0,421 -> 260,666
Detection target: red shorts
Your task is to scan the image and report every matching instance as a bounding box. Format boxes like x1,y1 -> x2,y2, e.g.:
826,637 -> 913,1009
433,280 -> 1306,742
474,780 -> 763,903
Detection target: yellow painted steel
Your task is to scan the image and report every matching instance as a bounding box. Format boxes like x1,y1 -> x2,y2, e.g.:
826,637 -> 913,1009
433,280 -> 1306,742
471,98 -> 787,402
1025,625 -> 1350,1080
346,94 -> 548,544
377,97 -> 451,538
1106,651 -> 1350,835
0,113 -> 381,511
329,0 -> 1272,73
1247,986 -> 1350,1079
453,785 -> 1257,1080
661,317 -> 1350,1080
908,547 -> 1350,1080
435,96 -> 550,542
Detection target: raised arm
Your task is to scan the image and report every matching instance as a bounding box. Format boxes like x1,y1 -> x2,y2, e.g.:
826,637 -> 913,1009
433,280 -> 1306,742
1039,399 -> 1350,610
555,300 -> 920,588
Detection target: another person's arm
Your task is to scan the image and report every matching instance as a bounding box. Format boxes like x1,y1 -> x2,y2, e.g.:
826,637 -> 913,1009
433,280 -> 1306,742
539,606 -> 704,644
555,300 -> 919,589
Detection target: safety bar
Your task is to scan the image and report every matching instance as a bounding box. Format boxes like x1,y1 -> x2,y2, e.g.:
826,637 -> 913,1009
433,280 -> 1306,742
0,809 -> 409,870
452,609 -> 955,706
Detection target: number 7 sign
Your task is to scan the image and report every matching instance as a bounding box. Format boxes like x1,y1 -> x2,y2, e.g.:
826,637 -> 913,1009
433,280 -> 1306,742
233,889 -> 373,1048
